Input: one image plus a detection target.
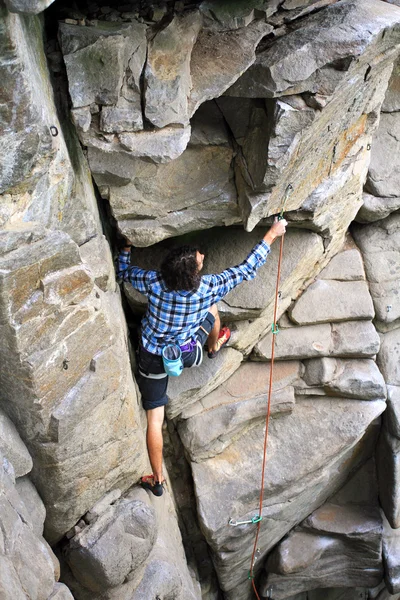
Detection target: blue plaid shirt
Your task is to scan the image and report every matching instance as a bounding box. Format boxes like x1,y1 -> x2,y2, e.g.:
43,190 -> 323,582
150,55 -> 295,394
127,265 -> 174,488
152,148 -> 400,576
117,240 -> 271,355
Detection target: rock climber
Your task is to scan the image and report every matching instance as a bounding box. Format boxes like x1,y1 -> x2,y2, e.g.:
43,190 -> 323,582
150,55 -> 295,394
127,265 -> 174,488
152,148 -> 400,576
117,218 -> 287,496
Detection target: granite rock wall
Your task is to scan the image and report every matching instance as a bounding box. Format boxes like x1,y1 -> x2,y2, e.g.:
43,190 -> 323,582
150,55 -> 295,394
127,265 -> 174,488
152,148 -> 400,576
1,0 -> 400,599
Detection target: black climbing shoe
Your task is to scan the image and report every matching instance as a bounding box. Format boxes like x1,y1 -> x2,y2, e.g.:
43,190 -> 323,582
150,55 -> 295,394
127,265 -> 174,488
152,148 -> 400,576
141,475 -> 164,497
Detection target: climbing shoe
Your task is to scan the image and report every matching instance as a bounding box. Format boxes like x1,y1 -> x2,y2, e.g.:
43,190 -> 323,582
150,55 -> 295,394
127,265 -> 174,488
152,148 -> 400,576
208,327 -> 231,359
140,474 -> 164,497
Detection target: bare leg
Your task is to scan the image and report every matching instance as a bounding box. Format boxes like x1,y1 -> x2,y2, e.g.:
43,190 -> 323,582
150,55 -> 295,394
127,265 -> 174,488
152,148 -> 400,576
207,304 -> 221,354
146,406 -> 165,483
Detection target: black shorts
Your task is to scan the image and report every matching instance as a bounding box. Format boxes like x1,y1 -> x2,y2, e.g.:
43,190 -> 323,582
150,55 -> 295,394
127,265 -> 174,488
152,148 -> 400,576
137,312 -> 215,411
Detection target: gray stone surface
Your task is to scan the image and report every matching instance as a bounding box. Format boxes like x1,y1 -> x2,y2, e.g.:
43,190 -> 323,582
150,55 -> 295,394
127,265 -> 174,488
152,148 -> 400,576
289,279 -> 375,325
188,20 -> 272,117
0,453 -> 60,600
357,193 -> 400,223
118,125 -> 191,163
167,348 -> 243,420
262,460 -> 382,597
353,214 -> 400,328
65,496 -> 157,591
79,235 -> 115,293
262,503 -> 382,597
177,361 -> 300,461
62,487 -> 200,600
227,0 -> 400,98
15,475 -> 46,537
382,58 -> 400,112
88,145 -> 240,247
366,113 -> 400,198
378,328 -> 400,386
48,584 -> 75,600
301,358 -> 386,400
387,386 -> 400,439
4,0 -> 55,14
377,428 -> 400,529
192,398 -> 384,597
0,230 -> 146,542
253,320 -> 381,361
318,248 -> 365,281
383,512 -> 400,594
224,0 -> 399,235
144,12 -> 202,128
0,407 -> 32,477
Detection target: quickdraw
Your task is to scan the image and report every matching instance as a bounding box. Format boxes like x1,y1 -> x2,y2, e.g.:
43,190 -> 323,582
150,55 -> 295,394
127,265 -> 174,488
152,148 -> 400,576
229,516 -> 262,527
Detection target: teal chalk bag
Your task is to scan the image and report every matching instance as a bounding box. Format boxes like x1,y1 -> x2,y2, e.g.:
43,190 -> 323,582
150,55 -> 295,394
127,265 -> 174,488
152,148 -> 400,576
162,344 -> 183,377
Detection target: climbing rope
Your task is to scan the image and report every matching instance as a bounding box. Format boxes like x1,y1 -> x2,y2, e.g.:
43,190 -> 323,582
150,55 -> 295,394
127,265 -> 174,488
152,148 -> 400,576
248,184 -> 292,599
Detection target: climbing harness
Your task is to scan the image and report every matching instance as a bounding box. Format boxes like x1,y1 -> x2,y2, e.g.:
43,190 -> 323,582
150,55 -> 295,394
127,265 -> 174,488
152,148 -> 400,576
239,184 -> 292,600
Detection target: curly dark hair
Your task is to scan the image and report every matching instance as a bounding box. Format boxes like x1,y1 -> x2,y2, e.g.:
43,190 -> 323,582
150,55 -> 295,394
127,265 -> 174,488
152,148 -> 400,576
160,245 -> 201,292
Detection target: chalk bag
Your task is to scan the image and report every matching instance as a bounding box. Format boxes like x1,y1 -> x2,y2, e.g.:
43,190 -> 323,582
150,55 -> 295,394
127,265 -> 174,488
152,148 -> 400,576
162,344 -> 183,377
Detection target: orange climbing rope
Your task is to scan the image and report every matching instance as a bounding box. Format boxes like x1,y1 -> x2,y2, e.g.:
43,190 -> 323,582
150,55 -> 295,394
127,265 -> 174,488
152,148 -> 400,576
249,187 -> 292,599
249,230 -> 285,600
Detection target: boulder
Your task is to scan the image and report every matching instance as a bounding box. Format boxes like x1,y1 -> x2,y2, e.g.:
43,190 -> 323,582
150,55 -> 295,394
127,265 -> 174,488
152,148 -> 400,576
88,145 -> 240,247
62,488 -> 200,600
262,460 -> 382,597
353,214 -> 400,328
357,193 -> 400,223
387,386 -> 400,439
0,407 -> 32,477
191,397 -> 385,597
144,12 -> 202,128
301,358 -> 386,400
289,280 -> 375,325
177,361 -> 300,461
79,235 -> 116,293
366,113 -> 400,197
65,496 -> 157,592
318,248 -> 365,281
262,503 -> 382,597
383,512 -> 400,593
0,454 -> 59,600
382,57 -> 400,112
226,0 -> 400,98
167,348 -> 243,420
15,476 -> 46,537
4,0 -> 55,13
376,428 -> 400,529
199,0 -> 263,30
189,101 -> 230,147
378,328 -> 400,386
0,232 -> 146,542
188,20 -> 273,117
223,0 -> 400,231
48,584 -> 75,600
253,320 -> 381,361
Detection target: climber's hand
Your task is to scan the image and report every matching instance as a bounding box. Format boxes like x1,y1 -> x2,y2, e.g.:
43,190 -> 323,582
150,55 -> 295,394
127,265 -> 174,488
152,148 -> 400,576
263,217 -> 287,245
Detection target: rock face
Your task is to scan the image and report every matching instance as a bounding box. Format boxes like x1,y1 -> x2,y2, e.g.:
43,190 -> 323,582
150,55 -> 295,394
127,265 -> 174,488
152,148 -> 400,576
2,0 -> 400,599
0,417 -> 73,600
261,463 -> 383,597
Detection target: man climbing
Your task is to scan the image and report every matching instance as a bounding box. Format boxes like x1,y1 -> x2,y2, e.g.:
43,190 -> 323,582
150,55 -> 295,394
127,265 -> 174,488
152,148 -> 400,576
117,218 -> 287,496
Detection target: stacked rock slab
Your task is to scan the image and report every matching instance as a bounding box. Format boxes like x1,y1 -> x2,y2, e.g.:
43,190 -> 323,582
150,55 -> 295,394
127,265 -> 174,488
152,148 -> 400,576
0,407 -> 73,600
2,1 -> 400,600
261,461 -> 383,597
0,6 -> 149,545
60,487 -> 200,600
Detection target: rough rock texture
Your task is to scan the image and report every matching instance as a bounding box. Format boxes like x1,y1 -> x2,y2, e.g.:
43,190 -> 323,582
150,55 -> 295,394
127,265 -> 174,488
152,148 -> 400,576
0,9 -> 148,545
4,0 -> 55,14
353,213 -> 400,331
192,399 -> 384,598
0,448 -> 70,600
383,512 -> 400,593
2,1 -> 400,599
62,487 -> 200,600
261,462 -> 383,597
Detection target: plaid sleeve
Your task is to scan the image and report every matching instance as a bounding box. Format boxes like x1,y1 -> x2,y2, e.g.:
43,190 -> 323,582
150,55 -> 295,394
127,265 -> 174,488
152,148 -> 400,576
116,250 -> 150,295
208,240 -> 271,302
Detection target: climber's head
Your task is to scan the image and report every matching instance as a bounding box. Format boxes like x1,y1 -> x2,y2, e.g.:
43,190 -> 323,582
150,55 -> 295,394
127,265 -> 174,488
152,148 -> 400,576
161,245 -> 204,292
